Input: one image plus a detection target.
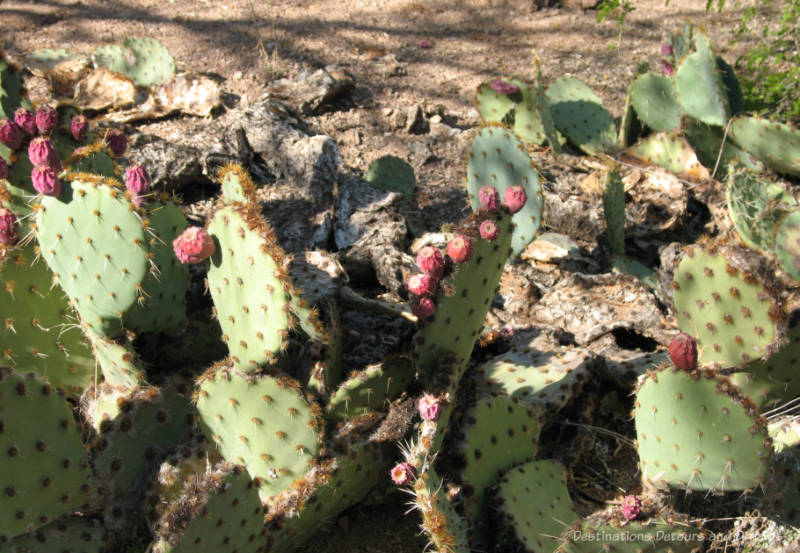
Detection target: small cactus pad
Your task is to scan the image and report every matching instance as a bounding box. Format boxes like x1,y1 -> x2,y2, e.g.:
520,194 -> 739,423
635,365 -> 772,492
602,168 -> 625,257
774,210 -> 800,281
684,119 -> 764,177
475,78 -> 521,123
326,357 -> 413,421
195,366 -> 322,504
730,115 -> 800,177
86,331 -> 146,388
150,463 -> 265,553
93,37 -> 176,87
511,82 -> 548,145
674,32 -> 730,126
630,72 -> 684,132
672,243 -> 782,367
466,126 -> 543,257
218,163 -> 257,204
0,241 -> 96,398
625,132 -> 708,178
494,460 -> 578,553
365,155 -> 416,198
65,144 -> 118,179
546,76 -> 617,155
412,467 -> 470,553
206,205 -> 291,372
0,368 -> 96,540
726,167 -> 795,252
3,515 -> 105,553
35,178 -> 151,336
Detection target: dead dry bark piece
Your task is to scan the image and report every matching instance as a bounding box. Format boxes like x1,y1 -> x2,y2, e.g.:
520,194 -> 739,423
530,272 -> 671,345
267,66 -> 355,115
74,67 -> 138,110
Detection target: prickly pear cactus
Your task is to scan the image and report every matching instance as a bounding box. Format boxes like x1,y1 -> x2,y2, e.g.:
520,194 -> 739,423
774,210 -> 800,281
726,167 -> 795,252
674,31 -> 730,126
326,357 -> 414,420
0,61 -> 22,119
411,467 -> 470,553
625,132 -> 708,178
602,168 -> 625,257
475,78 -> 521,123
2,515 -> 106,553
365,155 -> 416,198
93,37 -> 176,87
546,77 -> 617,155
630,72 -> 684,132
729,115 -> 800,177
465,126 -> 543,258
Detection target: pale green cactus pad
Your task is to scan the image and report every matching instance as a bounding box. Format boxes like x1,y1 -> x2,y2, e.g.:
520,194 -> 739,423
546,76 -> 617,155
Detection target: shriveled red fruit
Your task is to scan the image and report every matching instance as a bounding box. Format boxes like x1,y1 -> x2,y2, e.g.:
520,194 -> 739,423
0,208 -> 19,246
14,108 -> 35,135
173,226 -> 215,264
503,185 -> 527,214
124,164 -> 150,207
70,115 -> 89,141
28,137 -> 61,170
412,297 -> 436,319
669,333 -> 698,370
621,495 -> 641,522
446,234 -> 473,263
105,128 -> 128,157
408,273 -> 437,296
479,219 -> 499,242
31,166 -> 61,196
489,79 -> 519,95
35,105 -> 58,135
0,119 -> 22,150
416,245 -> 444,279
478,185 -> 499,211
0,156 -> 8,180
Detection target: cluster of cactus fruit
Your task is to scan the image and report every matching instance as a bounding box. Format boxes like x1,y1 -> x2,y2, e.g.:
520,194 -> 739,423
3,24 -> 800,553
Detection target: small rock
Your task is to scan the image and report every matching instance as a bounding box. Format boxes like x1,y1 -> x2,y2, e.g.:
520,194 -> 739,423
405,104 -> 429,134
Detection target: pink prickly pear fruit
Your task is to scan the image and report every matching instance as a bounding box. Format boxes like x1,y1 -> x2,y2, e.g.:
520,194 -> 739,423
390,462 -> 415,485
416,245 -> 445,279
0,119 -> 22,150
31,166 -> 61,196
412,297 -> 436,320
668,333 -> 698,370
70,115 -> 89,142
621,495 -> 641,522
479,219 -> 499,242
660,44 -> 673,56
28,137 -> 62,171
0,156 -> 8,180
408,273 -> 437,296
0,208 -> 19,246
418,39 -> 431,49
173,226 -> 215,264
489,79 -> 520,95
660,59 -> 674,77
105,128 -> 128,157
478,185 -> 500,211
447,234 -> 474,263
35,105 -> 58,135
124,165 -> 150,207
418,393 -> 441,421
503,185 -> 527,214
14,108 -> 36,135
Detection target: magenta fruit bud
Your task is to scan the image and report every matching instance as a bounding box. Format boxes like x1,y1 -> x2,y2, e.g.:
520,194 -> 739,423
412,297 -> 436,320
478,185 -> 500,211
489,79 -> 519,95
621,495 -> 641,522
390,462 -> 415,485
28,137 -> 61,170
105,128 -> 128,157
173,226 -> 215,264
418,394 -> 440,421
70,115 -> 89,141
35,105 -> 58,135
0,119 -> 22,150
416,245 -> 445,279
447,234 -> 474,263
479,219 -> 499,242
660,43 -> 673,56
0,208 -> 19,246
503,185 -> 527,214
14,108 -> 36,135
408,273 -> 437,296
660,59 -> 674,77
31,166 -> 61,196
0,156 -> 8,180
124,164 -> 150,207
669,333 -> 698,370
418,39 -> 431,48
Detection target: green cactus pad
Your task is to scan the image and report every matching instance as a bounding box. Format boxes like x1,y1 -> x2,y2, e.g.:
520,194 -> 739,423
673,243 -> 781,367
635,365 -> 772,492
365,155 -> 416,198
684,119 -> 764,177
475,79 -> 521,123
625,132 -> 707,177
534,69 -> 565,154
494,460 -> 579,553
511,82 -> 548,145
775,210 -> 800,281
195,365 -> 322,504
716,56 -> 745,116
602,168 -> 625,257
218,163 -> 258,205
674,32 -> 730,126
729,115 -> 800,177
618,82 -> 644,149
66,144 -> 118,179
630,72 -> 684,132
207,205 -> 292,372
150,463 -> 266,553
3,151 -> 35,216
726,167 -> 796,252
0,368 -> 97,540
2,515 -> 106,553
35,177 -> 151,337
93,37 -> 176,87
546,76 -> 617,155
0,242 -> 96,399
124,199 -> 188,332
0,62 -> 22,119
412,467 -> 470,553
326,357 -> 413,421
86,331 -> 146,388
465,126 -> 543,258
